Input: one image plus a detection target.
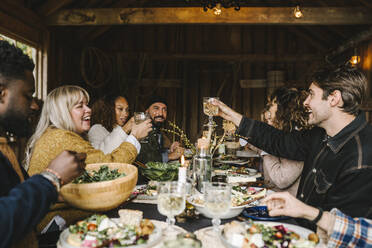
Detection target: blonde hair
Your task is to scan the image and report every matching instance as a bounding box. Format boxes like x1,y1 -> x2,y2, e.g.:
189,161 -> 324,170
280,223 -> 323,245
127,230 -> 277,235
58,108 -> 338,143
24,85 -> 90,170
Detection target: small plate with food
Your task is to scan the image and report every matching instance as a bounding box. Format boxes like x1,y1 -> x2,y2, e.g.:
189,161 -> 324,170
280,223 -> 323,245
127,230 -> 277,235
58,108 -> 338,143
215,155 -> 249,165
188,187 -> 267,219
133,182 -> 159,200
220,220 -> 320,248
57,210 -> 162,248
242,206 -> 289,221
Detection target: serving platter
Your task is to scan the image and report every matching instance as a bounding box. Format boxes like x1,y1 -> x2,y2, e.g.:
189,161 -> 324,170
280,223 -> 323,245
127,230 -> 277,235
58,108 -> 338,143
219,221 -> 319,248
215,157 -> 249,165
57,218 -> 163,248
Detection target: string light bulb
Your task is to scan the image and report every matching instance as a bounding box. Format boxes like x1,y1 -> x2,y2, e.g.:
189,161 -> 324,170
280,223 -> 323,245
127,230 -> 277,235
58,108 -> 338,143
293,5 -> 303,18
213,3 -> 222,15
350,47 -> 360,66
350,56 -> 360,66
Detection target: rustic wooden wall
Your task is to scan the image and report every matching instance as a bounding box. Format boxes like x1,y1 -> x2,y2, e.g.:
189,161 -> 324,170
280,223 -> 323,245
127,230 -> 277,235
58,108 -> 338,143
47,25 -> 366,143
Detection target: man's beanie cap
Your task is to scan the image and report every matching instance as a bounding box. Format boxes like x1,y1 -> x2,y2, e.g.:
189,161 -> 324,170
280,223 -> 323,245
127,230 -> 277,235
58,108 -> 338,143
146,96 -> 168,109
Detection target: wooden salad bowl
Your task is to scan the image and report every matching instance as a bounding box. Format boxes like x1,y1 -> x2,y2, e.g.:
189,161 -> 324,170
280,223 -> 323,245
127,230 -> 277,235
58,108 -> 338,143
60,163 -> 138,211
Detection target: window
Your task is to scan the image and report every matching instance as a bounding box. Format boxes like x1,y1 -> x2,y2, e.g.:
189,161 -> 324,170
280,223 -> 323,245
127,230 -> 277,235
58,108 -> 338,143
0,34 -> 46,99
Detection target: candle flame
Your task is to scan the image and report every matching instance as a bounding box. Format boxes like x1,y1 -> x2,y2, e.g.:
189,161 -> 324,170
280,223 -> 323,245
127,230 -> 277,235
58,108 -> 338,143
181,154 -> 185,166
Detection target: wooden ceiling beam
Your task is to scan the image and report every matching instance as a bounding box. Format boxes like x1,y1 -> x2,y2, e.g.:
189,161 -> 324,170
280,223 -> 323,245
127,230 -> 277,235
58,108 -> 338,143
78,0 -> 144,42
114,52 -> 322,62
47,7 -> 372,25
37,0 -> 75,16
0,0 -> 44,29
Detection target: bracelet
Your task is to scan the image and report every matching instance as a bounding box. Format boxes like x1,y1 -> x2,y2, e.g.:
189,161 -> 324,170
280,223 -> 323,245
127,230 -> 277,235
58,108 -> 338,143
45,168 -> 64,186
311,207 -> 323,224
40,171 -> 61,192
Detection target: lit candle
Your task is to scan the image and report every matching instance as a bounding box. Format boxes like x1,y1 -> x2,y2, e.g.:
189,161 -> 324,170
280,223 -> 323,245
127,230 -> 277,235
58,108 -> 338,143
181,154 -> 185,166
178,155 -> 186,183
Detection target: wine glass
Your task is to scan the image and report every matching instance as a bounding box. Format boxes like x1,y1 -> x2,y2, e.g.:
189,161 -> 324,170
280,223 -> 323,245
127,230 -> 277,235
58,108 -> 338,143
203,97 -> 219,127
204,182 -> 231,233
133,112 -> 151,143
157,181 -> 186,231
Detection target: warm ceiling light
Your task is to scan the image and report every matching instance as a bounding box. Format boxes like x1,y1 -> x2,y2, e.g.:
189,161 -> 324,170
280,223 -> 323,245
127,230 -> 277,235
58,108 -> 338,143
350,47 -> 361,66
200,0 -> 241,12
350,56 -> 361,66
293,5 -> 303,18
213,3 -> 222,15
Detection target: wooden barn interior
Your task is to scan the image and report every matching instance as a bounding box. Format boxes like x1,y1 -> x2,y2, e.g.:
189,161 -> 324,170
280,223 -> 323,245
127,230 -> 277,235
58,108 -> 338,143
2,0 -> 372,145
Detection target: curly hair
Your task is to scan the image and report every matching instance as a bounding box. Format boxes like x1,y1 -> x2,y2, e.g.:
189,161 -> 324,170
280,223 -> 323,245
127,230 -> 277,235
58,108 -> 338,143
0,40 -> 34,85
268,87 -> 310,132
91,94 -> 125,132
309,64 -> 366,116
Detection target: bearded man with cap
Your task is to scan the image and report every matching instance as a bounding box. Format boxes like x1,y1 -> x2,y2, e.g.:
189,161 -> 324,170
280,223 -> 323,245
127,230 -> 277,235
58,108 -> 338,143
136,96 -> 184,167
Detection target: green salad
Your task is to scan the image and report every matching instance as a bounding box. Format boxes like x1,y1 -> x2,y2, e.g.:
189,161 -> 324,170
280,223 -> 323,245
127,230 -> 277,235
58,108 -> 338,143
73,165 -> 126,184
141,161 -> 180,181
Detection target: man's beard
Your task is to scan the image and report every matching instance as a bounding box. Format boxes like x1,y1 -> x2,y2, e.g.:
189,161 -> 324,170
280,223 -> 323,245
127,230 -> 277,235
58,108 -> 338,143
152,117 -> 165,129
0,109 -> 32,137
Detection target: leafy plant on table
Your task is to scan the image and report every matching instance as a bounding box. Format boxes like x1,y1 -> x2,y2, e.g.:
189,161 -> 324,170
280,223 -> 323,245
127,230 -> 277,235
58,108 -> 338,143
142,161 -> 180,181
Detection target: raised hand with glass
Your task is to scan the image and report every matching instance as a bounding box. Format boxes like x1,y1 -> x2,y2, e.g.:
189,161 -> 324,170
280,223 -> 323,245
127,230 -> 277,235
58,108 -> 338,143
157,181 -> 186,231
133,112 -> 151,143
203,97 -> 219,127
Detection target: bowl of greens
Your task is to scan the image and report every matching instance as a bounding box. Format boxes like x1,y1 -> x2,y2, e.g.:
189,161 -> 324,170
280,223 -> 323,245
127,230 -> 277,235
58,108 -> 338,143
60,163 -> 138,211
141,161 -> 180,181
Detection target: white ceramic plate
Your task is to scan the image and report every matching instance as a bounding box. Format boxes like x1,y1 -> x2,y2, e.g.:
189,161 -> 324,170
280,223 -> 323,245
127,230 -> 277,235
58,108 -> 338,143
134,184 -> 158,200
215,158 -> 249,165
236,150 -> 260,158
219,221 -> 318,248
188,188 -> 264,219
58,218 -> 162,248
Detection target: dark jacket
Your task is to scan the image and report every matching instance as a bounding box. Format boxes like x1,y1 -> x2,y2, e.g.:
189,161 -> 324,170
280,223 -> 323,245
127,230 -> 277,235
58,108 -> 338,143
136,129 -> 173,184
238,113 -> 372,227
0,152 -> 28,197
136,129 -> 172,165
0,175 -> 57,248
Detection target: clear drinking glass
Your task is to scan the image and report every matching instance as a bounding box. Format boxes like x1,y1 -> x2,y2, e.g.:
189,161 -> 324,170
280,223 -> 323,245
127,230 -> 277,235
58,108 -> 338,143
133,112 -> 151,143
203,97 -> 219,126
204,182 -> 231,233
157,181 -> 186,231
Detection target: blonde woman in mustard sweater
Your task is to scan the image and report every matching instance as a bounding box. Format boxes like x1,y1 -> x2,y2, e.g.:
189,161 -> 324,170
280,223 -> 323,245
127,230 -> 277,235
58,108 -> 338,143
25,85 -> 151,232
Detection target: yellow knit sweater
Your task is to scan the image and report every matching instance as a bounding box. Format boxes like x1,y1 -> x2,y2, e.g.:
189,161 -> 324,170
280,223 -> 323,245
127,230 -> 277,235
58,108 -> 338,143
27,127 -> 138,232
28,127 -> 137,175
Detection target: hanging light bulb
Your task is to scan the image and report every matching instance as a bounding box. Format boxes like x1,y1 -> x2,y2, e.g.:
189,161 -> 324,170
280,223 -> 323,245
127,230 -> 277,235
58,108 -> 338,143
293,5 -> 303,18
350,47 -> 361,66
213,3 -> 222,15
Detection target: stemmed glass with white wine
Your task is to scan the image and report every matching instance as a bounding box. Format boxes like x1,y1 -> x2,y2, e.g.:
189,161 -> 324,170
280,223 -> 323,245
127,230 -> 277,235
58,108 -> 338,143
157,181 -> 186,231
133,112 -> 151,143
203,97 -> 219,127
204,182 -> 231,234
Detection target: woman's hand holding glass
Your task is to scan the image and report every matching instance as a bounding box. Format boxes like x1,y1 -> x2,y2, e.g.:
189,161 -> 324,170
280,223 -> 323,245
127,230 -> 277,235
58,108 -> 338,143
133,112 -> 152,143
130,119 -> 152,141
